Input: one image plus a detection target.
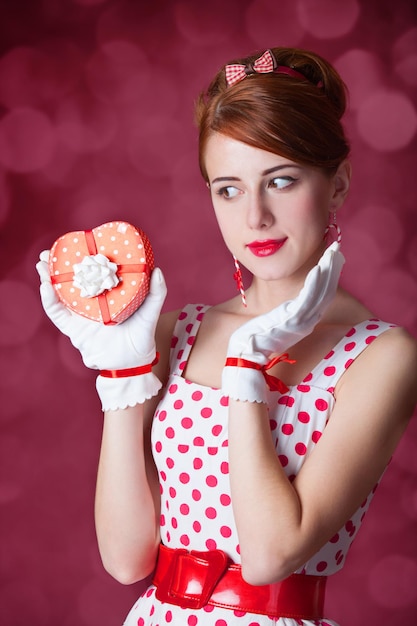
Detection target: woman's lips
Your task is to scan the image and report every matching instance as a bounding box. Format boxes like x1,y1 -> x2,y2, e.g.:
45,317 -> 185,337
246,238 -> 287,257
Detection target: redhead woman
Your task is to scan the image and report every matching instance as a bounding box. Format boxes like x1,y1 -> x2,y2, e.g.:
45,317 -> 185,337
37,47 -> 417,626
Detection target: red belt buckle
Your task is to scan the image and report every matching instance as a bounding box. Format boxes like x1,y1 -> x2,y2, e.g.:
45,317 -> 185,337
155,548 -> 229,609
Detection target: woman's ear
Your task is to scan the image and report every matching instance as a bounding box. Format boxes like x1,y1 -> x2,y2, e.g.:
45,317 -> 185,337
330,160 -> 351,211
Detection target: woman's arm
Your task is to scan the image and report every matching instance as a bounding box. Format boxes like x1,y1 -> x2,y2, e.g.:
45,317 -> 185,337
94,401 -> 160,584
94,310 -> 179,584
228,327 -> 417,585
36,255 -> 173,583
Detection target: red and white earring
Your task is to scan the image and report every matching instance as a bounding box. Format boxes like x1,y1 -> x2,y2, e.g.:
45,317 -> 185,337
233,256 -> 247,307
324,211 -> 342,244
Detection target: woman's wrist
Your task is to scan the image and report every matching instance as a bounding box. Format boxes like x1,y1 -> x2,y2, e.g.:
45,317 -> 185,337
222,362 -> 268,404
100,353 -> 160,378
96,353 -> 162,411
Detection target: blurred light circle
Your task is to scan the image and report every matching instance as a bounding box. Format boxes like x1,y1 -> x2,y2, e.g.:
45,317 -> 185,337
56,94 -> 117,153
0,434 -> 23,502
1,345 -> 38,402
392,421 -> 417,475
393,27 -> 417,86
0,482 -> 22,504
334,49 -> 383,110
1,581 -> 51,624
73,0 -> 107,5
0,43 -> 82,108
0,47 -> 50,107
85,40 -> 150,105
0,168 -> 11,227
407,488 -> 417,521
175,0 -> 239,45
347,204 -> 404,263
245,0 -> 305,47
170,149 -> 206,201
357,90 -> 417,151
127,116 -> 185,177
338,229 -> 380,294
96,1 -> 158,47
119,68 -> 181,119
394,54 -> 417,87
399,480 -> 417,522
65,184 -> 126,229
0,280 -> 42,346
58,333 -> 90,378
407,235 -> 417,274
296,0 -> 360,39
0,108 -> 56,172
367,267 -> 417,329
77,578 -> 124,624
369,554 -> 417,608
38,142 -> 78,185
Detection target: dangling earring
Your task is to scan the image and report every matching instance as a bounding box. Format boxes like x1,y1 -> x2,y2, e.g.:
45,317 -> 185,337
233,256 -> 247,307
324,211 -> 342,244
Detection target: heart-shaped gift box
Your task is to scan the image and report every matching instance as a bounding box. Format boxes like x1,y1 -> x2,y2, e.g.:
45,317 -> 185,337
49,221 -> 154,325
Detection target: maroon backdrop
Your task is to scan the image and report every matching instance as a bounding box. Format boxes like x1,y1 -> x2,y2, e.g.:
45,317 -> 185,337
1,1 -> 417,624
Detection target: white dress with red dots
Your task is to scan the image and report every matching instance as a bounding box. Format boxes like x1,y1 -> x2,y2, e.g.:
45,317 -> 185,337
123,304 -> 395,626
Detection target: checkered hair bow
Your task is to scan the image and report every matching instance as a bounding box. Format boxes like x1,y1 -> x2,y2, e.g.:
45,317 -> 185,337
225,50 -> 317,88
225,49 -> 276,86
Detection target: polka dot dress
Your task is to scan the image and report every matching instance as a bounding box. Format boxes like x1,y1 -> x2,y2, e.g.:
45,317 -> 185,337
123,305 -> 395,626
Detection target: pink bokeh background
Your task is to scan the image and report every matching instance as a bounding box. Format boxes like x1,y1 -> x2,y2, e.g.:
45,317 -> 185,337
1,1 -> 417,624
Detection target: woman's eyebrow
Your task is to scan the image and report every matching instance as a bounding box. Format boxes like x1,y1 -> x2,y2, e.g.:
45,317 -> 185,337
211,165 -> 300,184
211,176 -> 241,184
262,164 -> 300,176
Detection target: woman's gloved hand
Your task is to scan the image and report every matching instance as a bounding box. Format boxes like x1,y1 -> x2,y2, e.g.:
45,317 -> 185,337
222,242 -> 345,403
36,250 -> 167,410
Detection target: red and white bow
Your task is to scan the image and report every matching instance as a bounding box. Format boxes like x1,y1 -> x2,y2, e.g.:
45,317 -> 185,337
225,49 -> 275,86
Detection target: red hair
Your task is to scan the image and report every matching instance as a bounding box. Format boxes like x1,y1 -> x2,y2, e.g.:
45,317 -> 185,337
195,47 -> 350,180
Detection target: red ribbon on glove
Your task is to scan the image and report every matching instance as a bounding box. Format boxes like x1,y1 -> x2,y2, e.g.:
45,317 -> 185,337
100,353 -> 160,378
225,353 -> 296,394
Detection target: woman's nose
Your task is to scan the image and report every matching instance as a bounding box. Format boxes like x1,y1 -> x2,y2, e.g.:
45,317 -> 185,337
246,193 -> 274,230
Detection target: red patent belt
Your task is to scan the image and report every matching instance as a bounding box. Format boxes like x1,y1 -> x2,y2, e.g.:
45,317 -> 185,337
152,544 -> 326,619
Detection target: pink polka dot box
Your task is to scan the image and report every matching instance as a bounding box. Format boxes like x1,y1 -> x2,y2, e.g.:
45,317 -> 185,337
49,221 -> 154,325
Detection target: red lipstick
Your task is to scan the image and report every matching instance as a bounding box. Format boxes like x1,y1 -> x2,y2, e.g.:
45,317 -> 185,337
247,238 -> 287,257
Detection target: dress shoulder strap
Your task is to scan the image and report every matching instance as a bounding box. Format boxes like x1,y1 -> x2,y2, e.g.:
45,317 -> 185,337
307,319 -> 397,390
169,304 -> 210,376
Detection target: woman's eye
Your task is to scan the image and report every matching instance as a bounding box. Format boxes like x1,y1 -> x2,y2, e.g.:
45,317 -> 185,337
269,176 -> 295,190
216,186 -> 240,199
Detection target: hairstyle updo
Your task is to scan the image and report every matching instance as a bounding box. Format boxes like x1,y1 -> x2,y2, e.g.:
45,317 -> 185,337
195,47 -> 350,180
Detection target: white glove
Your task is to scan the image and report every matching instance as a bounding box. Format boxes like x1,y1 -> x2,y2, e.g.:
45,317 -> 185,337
222,242 -> 345,403
36,250 -> 167,411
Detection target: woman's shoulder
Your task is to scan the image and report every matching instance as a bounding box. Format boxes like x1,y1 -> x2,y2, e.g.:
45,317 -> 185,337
337,321 -> 417,417
334,288 -> 417,367
364,323 -> 417,367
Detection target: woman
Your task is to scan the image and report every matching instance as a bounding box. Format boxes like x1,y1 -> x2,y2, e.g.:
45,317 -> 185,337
37,47 -> 417,625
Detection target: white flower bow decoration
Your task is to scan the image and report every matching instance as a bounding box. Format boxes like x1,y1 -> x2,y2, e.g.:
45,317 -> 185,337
72,254 -> 119,298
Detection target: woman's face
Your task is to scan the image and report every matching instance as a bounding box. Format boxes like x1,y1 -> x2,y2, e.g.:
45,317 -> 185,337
205,133 -> 348,283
